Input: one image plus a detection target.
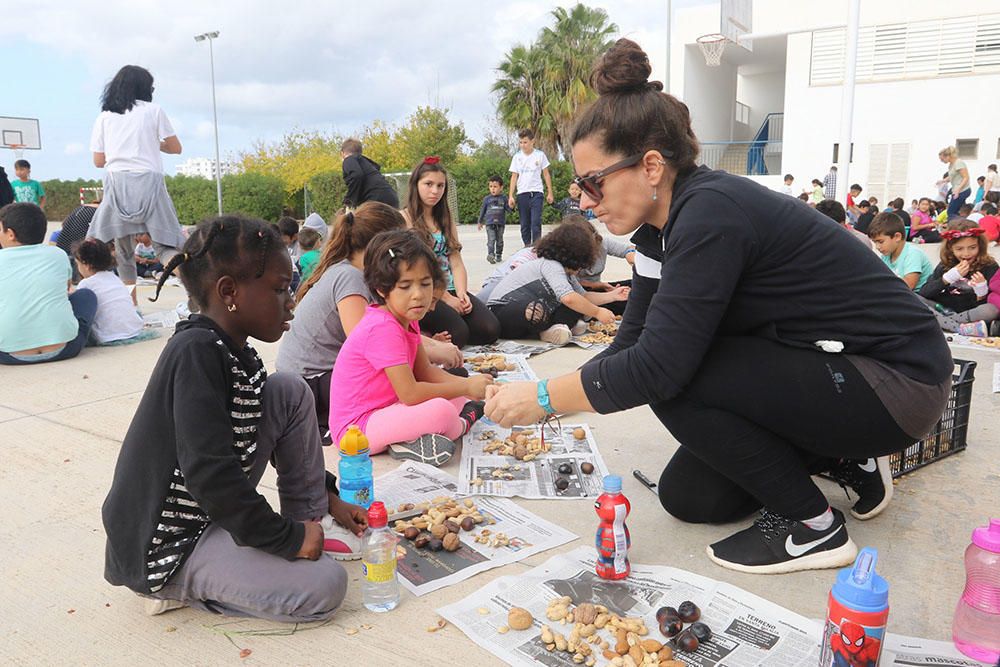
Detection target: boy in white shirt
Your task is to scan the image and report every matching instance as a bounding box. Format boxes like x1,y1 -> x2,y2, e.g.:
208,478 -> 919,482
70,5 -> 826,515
507,129 -> 554,247
779,174 -> 795,196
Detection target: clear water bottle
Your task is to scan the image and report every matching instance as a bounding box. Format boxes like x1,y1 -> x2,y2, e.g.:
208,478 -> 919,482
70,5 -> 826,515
361,501 -> 399,613
952,518 -> 1000,662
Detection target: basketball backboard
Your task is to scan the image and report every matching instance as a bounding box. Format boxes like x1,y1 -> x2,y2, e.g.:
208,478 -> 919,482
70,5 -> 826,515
0,116 -> 41,150
721,0 -> 752,52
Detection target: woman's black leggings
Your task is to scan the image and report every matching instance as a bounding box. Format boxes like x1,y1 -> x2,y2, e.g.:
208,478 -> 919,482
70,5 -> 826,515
419,292 -> 500,349
489,299 -> 580,339
653,336 -> 914,524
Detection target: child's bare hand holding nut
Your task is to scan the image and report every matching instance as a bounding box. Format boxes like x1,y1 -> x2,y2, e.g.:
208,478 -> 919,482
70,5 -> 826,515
329,494 -> 368,536
467,373 -> 495,399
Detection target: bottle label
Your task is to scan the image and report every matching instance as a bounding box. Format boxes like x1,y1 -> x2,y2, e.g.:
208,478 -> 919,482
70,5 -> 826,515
819,595 -> 888,667
362,559 -> 397,584
612,504 -> 628,575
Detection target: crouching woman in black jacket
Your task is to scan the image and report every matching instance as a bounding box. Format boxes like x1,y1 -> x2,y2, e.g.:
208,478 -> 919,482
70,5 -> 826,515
485,39 -> 952,575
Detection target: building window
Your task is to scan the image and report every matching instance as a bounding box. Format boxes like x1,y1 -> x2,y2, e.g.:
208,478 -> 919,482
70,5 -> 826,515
832,143 -> 854,163
735,101 -> 750,125
956,139 -> 979,159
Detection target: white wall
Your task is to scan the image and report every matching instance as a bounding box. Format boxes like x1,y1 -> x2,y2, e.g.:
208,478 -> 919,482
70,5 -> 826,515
781,31 -> 1000,202
736,71 -> 786,139
683,45 -> 738,142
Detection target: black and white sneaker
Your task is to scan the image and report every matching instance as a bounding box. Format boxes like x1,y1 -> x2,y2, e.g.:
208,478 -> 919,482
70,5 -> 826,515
827,456 -> 893,520
706,508 -> 857,574
388,434 -> 456,467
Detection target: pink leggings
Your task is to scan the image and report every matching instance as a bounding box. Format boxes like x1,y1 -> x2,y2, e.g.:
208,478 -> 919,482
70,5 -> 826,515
364,397 -> 468,454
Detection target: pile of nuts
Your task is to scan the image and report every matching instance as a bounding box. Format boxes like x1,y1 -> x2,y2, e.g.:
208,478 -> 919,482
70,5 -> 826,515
471,529 -> 510,548
577,319 -> 621,345
480,429 -> 551,462
465,354 -> 517,376
393,498 -> 490,553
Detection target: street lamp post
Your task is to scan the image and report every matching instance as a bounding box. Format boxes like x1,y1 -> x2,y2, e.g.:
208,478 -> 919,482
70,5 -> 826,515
194,30 -> 223,215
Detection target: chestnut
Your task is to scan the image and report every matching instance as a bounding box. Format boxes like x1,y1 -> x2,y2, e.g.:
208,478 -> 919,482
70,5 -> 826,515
678,600 -> 700,623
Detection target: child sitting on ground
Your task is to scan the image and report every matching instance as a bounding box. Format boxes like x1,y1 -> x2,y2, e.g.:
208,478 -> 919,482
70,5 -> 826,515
134,232 -> 163,278
867,212 -> 934,290
477,175 -> 509,264
909,198 -> 942,243
328,230 -> 492,467
0,203 -> 97,365
104,215 -> 367,621
487,219 -> 625,345
576,220 -> 635,316
977,202 -> 1000,243
918,221 -> 999,336
74,238 -> 144,344
296,227 -> 322,282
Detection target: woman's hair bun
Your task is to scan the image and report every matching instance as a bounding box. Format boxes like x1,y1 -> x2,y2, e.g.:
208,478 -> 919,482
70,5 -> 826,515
591,38 -> 663,95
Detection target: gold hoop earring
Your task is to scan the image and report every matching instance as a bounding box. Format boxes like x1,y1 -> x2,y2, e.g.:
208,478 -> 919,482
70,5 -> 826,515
227,303 -> 237,313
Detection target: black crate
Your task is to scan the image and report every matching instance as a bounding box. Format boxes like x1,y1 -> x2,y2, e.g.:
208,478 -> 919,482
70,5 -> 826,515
889,359 -> 976,477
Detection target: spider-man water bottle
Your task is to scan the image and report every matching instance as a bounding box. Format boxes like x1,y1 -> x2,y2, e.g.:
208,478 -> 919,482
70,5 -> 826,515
594,475 -> 630,580
819,547 -> 889,667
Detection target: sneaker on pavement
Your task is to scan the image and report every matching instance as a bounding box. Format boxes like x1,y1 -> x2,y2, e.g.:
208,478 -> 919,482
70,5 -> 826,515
958,320 -> 989,337
487,254 -> 496,264
570,320 -> 588,336
827,456 -> 893,520
706,508 -> 857,574
388,433 -> 456,467
539,323 -> 571,346
458,400 -> 485,436
320,514 -> 363,560
142,596 -> 187,616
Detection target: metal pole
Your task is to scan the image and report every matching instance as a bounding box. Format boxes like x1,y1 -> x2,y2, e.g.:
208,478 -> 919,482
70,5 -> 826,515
836,0 -> 860,202
208,36 -> 223,215
665,0 -> 672,93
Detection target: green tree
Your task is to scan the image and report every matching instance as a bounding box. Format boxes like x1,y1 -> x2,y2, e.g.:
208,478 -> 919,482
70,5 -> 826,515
395,106 -> 471,168
493,3 -> 617,159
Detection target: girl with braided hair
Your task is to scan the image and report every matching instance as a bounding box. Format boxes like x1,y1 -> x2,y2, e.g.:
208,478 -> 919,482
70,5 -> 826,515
103,215 -> 368,621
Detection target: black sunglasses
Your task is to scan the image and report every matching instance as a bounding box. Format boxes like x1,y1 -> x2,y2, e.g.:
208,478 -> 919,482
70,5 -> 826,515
572,150 -> 673,204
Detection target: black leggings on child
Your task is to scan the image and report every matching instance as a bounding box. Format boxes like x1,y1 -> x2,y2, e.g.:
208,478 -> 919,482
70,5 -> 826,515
419,291 -> 500,349
653,336 -> 915,523
489,299 -> 580,339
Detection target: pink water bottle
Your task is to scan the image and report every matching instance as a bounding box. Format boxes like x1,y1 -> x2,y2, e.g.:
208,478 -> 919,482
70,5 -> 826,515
952,518 -> 1000,662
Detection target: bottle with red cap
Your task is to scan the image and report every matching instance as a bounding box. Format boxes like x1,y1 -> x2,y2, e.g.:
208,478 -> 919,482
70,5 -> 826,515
361,501 -> 399,612
952,518 -> 1000,662
594,474 -> 631,580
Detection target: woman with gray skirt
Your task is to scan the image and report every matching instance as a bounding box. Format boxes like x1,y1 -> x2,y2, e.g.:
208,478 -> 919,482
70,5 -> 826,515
88,65 -> 185,295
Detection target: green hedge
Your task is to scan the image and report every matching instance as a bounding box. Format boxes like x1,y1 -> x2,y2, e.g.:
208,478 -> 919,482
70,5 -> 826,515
41,158 -> 576,227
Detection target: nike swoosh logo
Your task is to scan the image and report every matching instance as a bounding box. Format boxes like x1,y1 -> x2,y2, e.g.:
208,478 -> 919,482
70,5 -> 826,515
859,459 -> 878,473
785,526 -> 843,557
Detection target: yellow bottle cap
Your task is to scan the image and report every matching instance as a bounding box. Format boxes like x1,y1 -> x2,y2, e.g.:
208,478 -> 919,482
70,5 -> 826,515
339,424 -> 370,456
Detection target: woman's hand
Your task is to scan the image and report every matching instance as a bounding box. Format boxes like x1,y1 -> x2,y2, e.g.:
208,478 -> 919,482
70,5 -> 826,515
594,307 -> 616,324
466,373 -> 495,399
455,291 -> 473,315
485,381 -> 547,427
296,521 -> 324,560
609,286 -> 630,301
328,494 -> 368,537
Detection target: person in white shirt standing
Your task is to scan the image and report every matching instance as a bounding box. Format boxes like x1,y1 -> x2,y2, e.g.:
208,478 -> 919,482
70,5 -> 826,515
87,65 -> 185,301
507,129 -> 554,247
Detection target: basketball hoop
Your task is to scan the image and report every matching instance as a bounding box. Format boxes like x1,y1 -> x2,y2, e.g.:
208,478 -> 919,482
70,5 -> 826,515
697,33 -> 729,67
5,143 -> 26,160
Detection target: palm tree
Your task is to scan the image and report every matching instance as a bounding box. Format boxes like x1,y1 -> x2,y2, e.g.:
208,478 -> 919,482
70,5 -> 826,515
493,3 -> 617,159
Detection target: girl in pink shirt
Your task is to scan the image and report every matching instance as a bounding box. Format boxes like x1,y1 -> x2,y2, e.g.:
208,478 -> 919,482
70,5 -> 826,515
329,230 -> 493,466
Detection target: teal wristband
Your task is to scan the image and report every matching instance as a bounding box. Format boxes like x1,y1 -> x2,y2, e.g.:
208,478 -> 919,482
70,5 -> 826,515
537,380 -> 556,415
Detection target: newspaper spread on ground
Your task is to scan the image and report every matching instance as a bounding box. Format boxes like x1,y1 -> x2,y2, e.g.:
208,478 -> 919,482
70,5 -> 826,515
464,340 -> 556,357
569,336 -> 610,352
374,462 -> 577,596
464,353 -> 539,383
142,310 -> 182,329
879,633 -> 993,667
945,334 -> 1000,352
993,361 -> 1000,393
438,546 -> 825,667
458,421 -> 610,499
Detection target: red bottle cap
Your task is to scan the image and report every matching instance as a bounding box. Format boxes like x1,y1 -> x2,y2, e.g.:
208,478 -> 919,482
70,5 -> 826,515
367,501 -> 388,528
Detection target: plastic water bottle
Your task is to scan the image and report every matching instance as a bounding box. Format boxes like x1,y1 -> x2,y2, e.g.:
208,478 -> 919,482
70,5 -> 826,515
338,425 -> 373,509
952,518 -> 1000,662
819,547 -> 889,666
361,501 -> 400,613
594,474 -> 631,580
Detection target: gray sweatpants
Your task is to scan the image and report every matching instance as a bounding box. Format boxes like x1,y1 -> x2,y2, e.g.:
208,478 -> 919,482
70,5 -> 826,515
152,373 -> 347,623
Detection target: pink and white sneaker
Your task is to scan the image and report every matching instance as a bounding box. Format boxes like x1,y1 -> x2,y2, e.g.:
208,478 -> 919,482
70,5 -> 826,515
320,514 -> 363,560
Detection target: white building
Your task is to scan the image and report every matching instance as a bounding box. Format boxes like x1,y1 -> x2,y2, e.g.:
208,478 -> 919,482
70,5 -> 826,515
175,157 -> 239,179
671,0 -> 1000,204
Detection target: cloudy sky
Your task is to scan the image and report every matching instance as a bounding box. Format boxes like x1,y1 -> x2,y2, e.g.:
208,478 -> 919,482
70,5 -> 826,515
1,0 -> 712,180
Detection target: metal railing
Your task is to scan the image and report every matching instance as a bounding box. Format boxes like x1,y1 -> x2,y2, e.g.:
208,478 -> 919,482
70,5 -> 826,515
700,113 -> 784,175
